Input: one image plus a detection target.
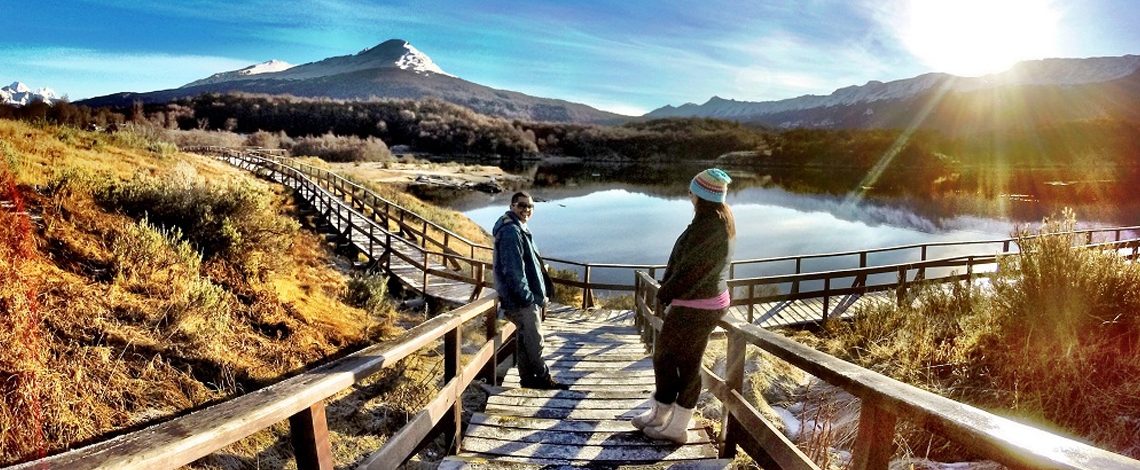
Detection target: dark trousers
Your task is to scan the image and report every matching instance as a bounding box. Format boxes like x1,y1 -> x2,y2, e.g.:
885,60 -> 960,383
502,304 -> 549,381
652,305 -> 725,409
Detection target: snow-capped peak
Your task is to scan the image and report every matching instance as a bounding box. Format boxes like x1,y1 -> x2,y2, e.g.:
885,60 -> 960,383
272,39 -> 452,80
181,39 -> 452,87
2,81 -> 58,106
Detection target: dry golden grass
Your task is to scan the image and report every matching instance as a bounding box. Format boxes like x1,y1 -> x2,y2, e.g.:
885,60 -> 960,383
0,119 -> 410,466
806,210 -> 1140,459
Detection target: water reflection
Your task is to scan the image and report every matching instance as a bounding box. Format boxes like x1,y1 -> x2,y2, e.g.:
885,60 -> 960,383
447,159 -> 1137,287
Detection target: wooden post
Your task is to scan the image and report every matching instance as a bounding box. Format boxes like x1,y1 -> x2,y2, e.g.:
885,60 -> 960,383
747,284 -> 755,324
851,402 -> 897,470
289,402 -> 334,470
719,331 -> 745,458
896,266 -> 907,306
1003,240 -> 1010,253
423,251 -> 430,298
482,298 -> 499,384
422,220 -> 429,249
822,277 -> 831,321
582,265 -> 593,310
919,246 -> 928,280
860,252 -> 867,268
443,327 -> 463,454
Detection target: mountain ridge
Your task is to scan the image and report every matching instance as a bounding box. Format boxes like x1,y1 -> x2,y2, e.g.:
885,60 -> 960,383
645,55 -> 1140,129
79,39 -> 624,124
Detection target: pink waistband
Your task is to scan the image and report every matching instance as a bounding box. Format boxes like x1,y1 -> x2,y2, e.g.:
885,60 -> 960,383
670,290 -> 730,310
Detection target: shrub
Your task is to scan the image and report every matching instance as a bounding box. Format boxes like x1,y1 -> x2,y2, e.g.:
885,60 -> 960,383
244,130 -> 293,149
95,167 -> 298,279
160,128 -> 246,148
344,272 -> 391,318
547,267 -> 583,306
290,132 -> 393,162
110,218 -> 201,296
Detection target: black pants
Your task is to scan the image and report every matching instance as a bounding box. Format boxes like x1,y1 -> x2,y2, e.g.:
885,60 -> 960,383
652,305 -> 725,409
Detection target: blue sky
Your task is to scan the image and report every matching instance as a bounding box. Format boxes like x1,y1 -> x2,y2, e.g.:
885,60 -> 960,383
2,0 -> 1138,115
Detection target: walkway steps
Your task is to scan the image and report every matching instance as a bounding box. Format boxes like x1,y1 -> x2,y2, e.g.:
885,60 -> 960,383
443,307 -> 727,469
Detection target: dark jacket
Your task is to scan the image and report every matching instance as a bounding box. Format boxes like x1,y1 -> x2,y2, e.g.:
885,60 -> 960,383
657,211 -> 734,306
493,211 -> 549,310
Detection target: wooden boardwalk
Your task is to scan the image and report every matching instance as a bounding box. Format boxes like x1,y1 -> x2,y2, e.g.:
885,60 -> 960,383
265,157 -> 485,305
729,290 -> 895,328
442,305 -> 731,469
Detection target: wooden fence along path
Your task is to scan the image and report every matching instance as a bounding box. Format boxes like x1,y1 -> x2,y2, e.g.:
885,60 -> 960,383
441,304 -> 731,468
206,147 -> 488,305
190,147 -> 1140,327
11,147 -> 1140,469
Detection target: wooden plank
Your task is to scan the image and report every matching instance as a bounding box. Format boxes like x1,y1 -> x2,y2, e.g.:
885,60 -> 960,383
458,436 -> 718,462
546,361 -> 653,372
440,454 -> 732,469
484,404 -> 652,421
487,395 -> 651,410
464,423 -> 714,445
481,387 -> 651,400
505,369 -> 656,379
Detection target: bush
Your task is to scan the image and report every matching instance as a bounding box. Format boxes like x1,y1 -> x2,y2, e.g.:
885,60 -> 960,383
344,272 -> 391,318
244,130 -> 293,149
111,218 -> 201,296
290,132 -> 392,162
547,267 -> 583,306
95,167 -> 298,279
159,128 -> 245,148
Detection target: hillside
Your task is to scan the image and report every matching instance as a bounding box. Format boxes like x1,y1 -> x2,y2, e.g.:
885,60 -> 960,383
0,120 -> 464,466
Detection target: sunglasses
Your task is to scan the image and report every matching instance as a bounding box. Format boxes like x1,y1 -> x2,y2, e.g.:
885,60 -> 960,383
513,202 -> 534,209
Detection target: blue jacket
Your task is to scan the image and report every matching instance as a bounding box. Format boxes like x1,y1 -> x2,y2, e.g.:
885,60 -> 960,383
493,211 -> 549,310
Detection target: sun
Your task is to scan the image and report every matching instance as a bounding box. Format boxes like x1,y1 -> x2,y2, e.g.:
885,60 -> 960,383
899,0 -> 1061,76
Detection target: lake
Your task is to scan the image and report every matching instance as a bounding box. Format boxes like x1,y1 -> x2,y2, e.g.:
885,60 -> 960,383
444,161 -> 1140,287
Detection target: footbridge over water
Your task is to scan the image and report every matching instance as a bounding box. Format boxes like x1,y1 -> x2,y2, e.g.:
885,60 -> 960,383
12,147 -> 1140,469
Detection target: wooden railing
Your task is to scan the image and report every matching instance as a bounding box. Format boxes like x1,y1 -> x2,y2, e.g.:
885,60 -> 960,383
633,272 -> 1140,470
188,146 -> 1140,314
10,294 -> 513,470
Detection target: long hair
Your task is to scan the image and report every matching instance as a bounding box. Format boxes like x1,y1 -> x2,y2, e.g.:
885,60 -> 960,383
694,198 -> 735,239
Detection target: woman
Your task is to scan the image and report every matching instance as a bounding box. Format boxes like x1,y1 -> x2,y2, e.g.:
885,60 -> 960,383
633,168 -> 735,444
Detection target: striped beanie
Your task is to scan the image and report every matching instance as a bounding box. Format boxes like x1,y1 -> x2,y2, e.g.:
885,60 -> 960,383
690,168 -> 732,203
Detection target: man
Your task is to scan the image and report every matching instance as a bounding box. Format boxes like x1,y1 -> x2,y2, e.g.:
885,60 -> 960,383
492,191 -> 568,390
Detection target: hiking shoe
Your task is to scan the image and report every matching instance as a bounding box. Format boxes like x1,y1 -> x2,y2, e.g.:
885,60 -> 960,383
521,374 -> 570,390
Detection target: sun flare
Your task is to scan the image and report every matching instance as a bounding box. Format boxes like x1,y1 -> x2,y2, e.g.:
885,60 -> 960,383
900,0 -> 1061,76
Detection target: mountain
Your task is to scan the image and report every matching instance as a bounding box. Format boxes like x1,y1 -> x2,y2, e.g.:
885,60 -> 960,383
2,81 -> 59,106
79,39 -> 625,124
646,55 -> 1140,132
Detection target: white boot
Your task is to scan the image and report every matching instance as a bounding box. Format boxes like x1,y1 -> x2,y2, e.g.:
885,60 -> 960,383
631,396 -> 672,430
644,404 -> 694,444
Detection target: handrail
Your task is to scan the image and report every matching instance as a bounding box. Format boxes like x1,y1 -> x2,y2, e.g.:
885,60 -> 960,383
185,146 -> 1140,311
632,272 -> 1140,470
9,295 -> 508,470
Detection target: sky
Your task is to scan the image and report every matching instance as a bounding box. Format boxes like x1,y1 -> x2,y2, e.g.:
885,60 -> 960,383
2,0 -> 1138,116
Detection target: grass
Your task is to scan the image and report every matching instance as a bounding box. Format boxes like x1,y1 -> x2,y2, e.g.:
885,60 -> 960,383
0,119 -> 419,466
800,209 -> 1140,460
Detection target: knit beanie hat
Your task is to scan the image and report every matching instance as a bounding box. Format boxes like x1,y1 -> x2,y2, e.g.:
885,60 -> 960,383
690,168 -> 732,203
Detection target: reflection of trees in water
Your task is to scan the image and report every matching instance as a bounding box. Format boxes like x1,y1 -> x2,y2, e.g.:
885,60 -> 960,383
433,158 -> 1140,226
